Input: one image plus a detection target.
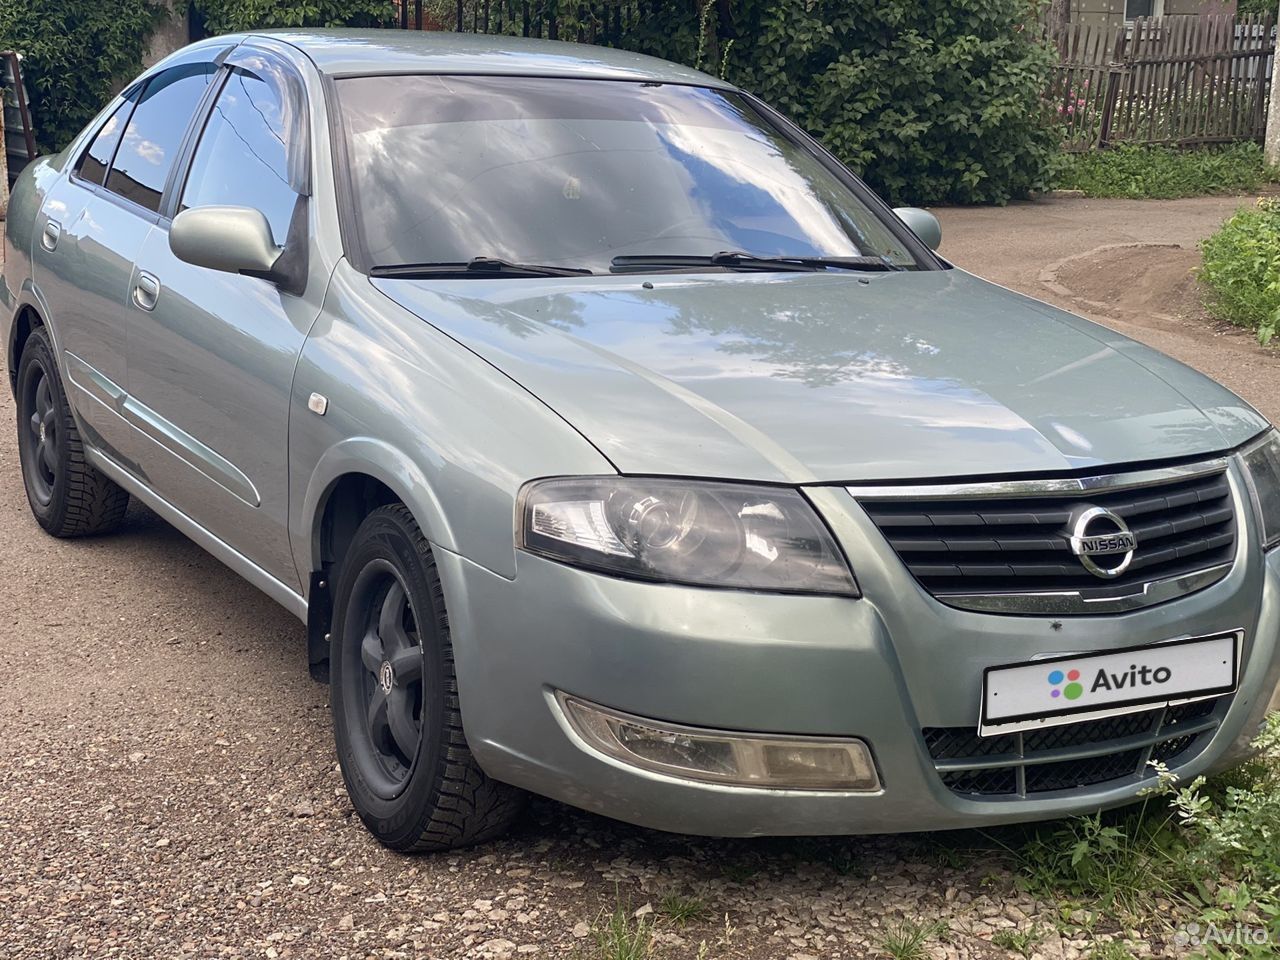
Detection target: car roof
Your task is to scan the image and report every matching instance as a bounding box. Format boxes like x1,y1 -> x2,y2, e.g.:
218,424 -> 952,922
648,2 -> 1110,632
242,29 -> 733,88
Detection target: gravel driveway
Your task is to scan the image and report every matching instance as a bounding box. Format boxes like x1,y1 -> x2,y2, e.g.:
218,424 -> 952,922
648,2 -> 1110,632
1,194 -> 1274,960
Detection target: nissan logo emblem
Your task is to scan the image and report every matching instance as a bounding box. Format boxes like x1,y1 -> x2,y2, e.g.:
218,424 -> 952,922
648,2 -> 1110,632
1067,505 -> 1138,579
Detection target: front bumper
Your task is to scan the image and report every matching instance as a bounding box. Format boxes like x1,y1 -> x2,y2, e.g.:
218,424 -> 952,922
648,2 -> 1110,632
437,477 -> 1280,837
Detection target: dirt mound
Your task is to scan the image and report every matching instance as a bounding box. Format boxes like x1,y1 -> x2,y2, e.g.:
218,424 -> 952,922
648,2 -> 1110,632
1044,243 -> 1208,330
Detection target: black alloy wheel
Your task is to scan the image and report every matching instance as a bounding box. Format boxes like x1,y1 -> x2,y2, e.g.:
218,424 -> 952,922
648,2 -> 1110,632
342,561 -> 425,797
15,325 -> 129,536
330,505 -> 525,851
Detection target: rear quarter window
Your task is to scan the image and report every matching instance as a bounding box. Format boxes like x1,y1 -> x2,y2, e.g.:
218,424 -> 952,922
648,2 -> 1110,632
104,63 -> 217,213
74,96 -> 137,187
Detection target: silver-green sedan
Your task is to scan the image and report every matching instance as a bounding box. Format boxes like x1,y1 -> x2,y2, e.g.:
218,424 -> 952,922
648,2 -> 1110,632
4,30 -> 1280,852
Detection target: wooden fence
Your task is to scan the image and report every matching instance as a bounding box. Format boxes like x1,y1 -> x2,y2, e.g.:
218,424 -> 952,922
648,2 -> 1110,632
1053,14 -> 1276,151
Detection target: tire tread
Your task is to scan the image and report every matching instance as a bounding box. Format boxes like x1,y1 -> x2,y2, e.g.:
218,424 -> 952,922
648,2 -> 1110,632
18,327 -> 129,537
346,504 -> 525,852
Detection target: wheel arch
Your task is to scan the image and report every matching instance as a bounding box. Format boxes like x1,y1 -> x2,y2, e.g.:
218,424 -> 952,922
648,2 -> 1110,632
6,286 -> 55,393
297,439 -> 459,681
300,438 -> 457,578
7,304 -> 40,390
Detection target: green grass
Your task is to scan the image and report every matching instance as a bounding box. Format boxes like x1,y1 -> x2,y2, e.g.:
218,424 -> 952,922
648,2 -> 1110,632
1003,716 -> 1280,958
991,926 -> 1043,957
1087,941 -> 1137,960
876,919 -> 948,960
1052,142 -> 1280,199
657,892 -> 711,926
1200,196 -> 1280,344
586,905 -> 655,960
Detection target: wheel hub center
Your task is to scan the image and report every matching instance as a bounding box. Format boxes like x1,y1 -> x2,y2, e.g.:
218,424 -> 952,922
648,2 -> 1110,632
378,660 -> 394,694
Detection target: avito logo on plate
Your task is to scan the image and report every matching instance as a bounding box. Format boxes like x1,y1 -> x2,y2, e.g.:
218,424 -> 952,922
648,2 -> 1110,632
1048,669 -> 1084,701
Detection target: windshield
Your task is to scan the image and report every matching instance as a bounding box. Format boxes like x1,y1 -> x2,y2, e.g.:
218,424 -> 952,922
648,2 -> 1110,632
335,75 -> 922,275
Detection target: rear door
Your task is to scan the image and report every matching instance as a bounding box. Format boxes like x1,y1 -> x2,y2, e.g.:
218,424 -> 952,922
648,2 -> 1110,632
35,53 -> 220,466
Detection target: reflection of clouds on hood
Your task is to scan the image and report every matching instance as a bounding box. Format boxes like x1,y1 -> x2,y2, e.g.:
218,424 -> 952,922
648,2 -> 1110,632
370,265 -> 1265,481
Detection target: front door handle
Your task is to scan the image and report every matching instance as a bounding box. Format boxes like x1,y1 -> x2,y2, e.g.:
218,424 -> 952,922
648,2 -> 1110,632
133,272 -> 160,312
41,219 -> 61,252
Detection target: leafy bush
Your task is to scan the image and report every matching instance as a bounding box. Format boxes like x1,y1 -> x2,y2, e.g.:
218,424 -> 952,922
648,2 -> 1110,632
193,0 -> 394,35
506,0 -> 1058,206
1054,143 -> 1280,200
1200,197 -> 1280,344
725,1 -> 1059,206
0,0 -> 166,151
0,1 -> 398,152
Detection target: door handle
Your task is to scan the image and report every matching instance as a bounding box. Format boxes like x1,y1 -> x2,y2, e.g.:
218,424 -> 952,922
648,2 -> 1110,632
133,272 -> 160,312
41,219 -> 61,252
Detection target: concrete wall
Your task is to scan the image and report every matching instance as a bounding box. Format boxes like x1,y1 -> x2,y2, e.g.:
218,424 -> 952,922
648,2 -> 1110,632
143,0 -> 191,68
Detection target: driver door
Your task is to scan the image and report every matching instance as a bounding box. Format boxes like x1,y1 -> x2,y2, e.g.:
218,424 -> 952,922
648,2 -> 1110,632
126,49 -> 323,589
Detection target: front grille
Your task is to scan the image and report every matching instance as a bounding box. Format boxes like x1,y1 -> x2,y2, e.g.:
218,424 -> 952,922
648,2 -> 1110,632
924,697 -> 1224,799
858,466 -> 1235,612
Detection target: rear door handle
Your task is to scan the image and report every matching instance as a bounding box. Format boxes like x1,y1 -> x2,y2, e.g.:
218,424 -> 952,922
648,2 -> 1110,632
41,219 -> 61,251
133,272 -> 160,312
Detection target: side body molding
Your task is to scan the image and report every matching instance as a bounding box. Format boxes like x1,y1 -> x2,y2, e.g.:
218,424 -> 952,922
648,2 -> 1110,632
63,352 -> 261,507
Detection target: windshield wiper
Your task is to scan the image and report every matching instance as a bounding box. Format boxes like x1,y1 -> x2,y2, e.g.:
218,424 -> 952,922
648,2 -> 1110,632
371,257 -> 594,279
610,252 -> 902,273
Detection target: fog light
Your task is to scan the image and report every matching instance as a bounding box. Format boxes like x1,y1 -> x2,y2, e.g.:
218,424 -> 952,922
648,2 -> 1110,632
557,693 -> 880,791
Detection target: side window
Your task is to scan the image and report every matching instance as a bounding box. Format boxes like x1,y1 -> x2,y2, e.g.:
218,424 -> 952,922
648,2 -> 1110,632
182,67 -> 299,244
75,95 -> 137,187
105,63 -> 217,213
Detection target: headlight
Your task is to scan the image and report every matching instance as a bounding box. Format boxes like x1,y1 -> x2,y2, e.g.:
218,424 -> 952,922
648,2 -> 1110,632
517,477 -> 857,596
1241,431 -> 1280,550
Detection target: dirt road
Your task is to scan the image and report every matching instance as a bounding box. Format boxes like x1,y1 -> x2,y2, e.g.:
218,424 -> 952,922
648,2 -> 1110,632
1,194 -> 1273,959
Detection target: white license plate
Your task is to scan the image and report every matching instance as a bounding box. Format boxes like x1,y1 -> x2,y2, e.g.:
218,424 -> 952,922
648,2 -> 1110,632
980,633 -> 1239,735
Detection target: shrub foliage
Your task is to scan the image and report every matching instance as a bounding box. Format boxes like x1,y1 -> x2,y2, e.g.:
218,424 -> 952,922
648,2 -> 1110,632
615,0 -> 1058,206
1200,197 -> 1280,345
0,0 -> 395,152
4,0 -> 1057,204
0,0 -> 166,151
194,0 -> 394,35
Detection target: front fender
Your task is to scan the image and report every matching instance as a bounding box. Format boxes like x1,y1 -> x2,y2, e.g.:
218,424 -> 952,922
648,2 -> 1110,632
287,260 -> 617,592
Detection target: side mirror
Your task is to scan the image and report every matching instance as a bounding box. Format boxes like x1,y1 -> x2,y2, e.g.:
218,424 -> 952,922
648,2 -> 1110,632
170,206 -> 282,278
892,206 -> 942,251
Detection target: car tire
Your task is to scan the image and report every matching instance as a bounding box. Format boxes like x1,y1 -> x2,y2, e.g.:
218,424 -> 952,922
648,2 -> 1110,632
330,504 -> 525,851
15,325 -> 130,537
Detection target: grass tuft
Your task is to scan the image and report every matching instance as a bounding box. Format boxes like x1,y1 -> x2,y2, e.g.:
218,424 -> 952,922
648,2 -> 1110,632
991,926 -> 1043,957
1087,941 -> 1137,960
589,904 -> 655,960
657,892 -> 711,926
876,918 -> 948,960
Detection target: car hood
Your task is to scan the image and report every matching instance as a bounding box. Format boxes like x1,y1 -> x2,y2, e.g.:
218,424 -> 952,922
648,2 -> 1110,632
372,269 -> 1267,483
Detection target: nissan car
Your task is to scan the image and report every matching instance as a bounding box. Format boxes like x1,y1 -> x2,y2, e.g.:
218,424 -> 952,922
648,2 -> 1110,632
4,31 -> 1280,852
